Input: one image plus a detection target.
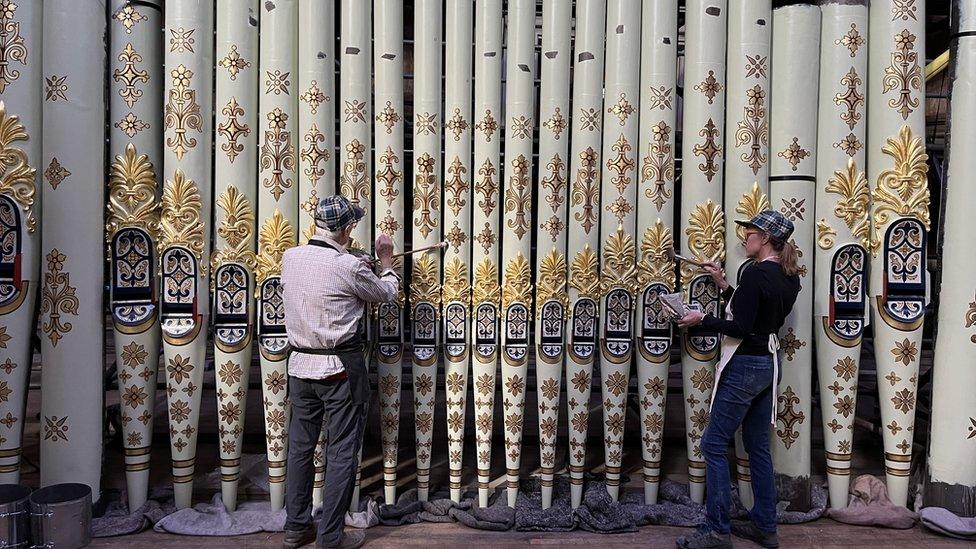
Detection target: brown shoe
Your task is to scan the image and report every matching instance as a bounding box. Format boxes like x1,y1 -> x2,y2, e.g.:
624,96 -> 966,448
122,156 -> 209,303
327,530 -> 366,549
282,525 -> 316,549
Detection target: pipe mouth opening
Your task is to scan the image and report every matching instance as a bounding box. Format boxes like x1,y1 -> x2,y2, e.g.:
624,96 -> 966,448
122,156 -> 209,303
0,483 -> 31,505
29,483 -> 91,506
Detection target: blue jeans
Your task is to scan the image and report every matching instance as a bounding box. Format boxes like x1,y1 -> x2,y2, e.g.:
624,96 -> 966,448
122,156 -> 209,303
702,353 -> 778,534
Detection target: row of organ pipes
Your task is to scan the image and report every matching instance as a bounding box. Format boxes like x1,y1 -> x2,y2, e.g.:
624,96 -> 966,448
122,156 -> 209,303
0,0 -> 972,520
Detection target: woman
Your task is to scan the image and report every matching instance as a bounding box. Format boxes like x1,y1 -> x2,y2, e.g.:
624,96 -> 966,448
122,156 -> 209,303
675,210 -> 801,549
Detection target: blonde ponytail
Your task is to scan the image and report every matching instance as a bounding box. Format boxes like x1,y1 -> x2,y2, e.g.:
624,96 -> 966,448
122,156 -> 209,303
773,238 -> 800,276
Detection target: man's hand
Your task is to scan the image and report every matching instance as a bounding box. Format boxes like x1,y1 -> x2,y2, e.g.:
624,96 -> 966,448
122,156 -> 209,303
677,309 -> 705,329
703,261 -> 729,291
375,233 -> 394,271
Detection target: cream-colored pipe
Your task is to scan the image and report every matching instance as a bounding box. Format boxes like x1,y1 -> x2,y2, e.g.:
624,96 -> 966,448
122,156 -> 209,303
679,0 -> 727,504
373,0 -> 405,505
500,0 -> 535,508
470,0 -> 502,508
412,0 -> 442,503
768,1 -> 820,512
39,0 -> 105,498
213,0 -> 258,512
565,0 -> 605,509
635,0 -> 677,506
442,0 -> 473,504
339,0 -> 372,250
257,0 -> 298,513
813,0 -> 869,510
0,0 -> 40,487
867,0 -> 928,508
598,0 -> 640,503
108,0 -> 163,511
534,0 -> 571,511
924,0 -> 976,516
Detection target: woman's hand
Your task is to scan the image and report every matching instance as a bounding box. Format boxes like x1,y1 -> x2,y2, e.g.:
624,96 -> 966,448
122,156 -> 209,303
677,310 -> 705,329
703,261 -> 728,291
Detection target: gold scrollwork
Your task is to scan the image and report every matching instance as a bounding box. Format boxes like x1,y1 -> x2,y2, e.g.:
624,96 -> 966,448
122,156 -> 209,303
445,156 -> 468,217
835,67 -> 864,131
641,122 -> 674,211
502,254 -> 532,308
211,185 -> 256,272
638,220 -> 675,289
476,158 -> 497,217
734,85 -> 769,175
540,153 -> 566,214
414,153 -> 439,239
882,29 -> 922,121
606,135 -> 635,195
159,169 -> 204,265
41,249 -> 79,347
163,65 -> 203,160
106,143 -> 159,242
441,256 -> 470,307
734,182 -> 770,242
505,155 -> 530,240
683,200 -> 725,285
472,258 -> 500,307
259,108 -> 295,201
871,125 -> 930,246
255,210 -> 296,286
572,147 -> 599,234
218,97 -> 250,163
339,139 -> 369,214
693,118 -> 721,182
0,101 -> 36,232
569,245 -> 600,300
301,123 -> 329,188
113,43 -> 149,108
410,252 -> 441,306
601,227 -> 637,295
826,157 -> 873,252
817,219 -> 837,250
0,6 -> 27,93
537,249 -> 568,310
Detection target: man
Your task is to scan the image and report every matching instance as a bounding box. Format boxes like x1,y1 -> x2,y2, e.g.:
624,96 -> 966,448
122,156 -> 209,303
281,195 -> 398,549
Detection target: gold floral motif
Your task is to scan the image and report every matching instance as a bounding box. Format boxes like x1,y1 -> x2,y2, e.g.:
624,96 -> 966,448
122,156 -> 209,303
836,23 -> 865,57
446,156 -> 468,217
966,293 -> 976,344
44,75 -> 68,102
826,158 -> 873,251
41,249 -> 79,347
115,112 -> 149,138
543,107 -> 566,139
871,125 -> 930,240
211,185 -> 256,270
410,252 -> 441,305
693,118 -> 721,182
509,115 -> 531,139
647,86 -> 673,110
475,109 -> 497,142
780,328 -> 806,360
472,258 -> 500,306
159,170 -> 204,262
446,107 -> 468,141
413,153 -> 439,239
607,93 -> 634,126
572,147 -> 599,234
891,387 -> 915,414
106,143 -> 159,240
745,55 -> 768,79
683,200 -> 725,285
735,183 -> 770,242
218,97 -> 250,163
265,70 -> 290,95
442,257 -> 470,306
606,135 -> 635,195
219,44 -> 250,80
569,245 -> 600,299
113,3 -> 145,33
255,210 -> 296,285
416,112 -> 437,135
835,67 -> 864,131
113,43 -> 149,108
834,133 -> 864,158
169,27 -> 195,53
641,121 -> 674,211
502,254 -> 532,308
891,0 -> 918,22
817,219 -> 837,250
339,139 -> 369,213
300,80 -> 327,115
882,29 -> 923,120
694,70 -> 722,104
537,249 -> 568,309
259,108 -> 295,201
606,196 -> 632,224
44,157 -> 70,190
301,123 -> 329,188
734,85 -> 769,175
476,158 -> 497,217
891,338 -> 918,366
343,99 -> 367,123
638,220 -> 675,289
777,137 -> 809,172
601,227 -> 638,295
164,65 -> 203,160
375,101 -> 399,134
505,155 -> 530,239
580,107 -> 600,131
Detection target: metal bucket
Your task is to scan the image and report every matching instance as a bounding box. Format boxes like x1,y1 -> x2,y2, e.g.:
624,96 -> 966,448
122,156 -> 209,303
0,484 -> 31,548
28,484 -> 91,549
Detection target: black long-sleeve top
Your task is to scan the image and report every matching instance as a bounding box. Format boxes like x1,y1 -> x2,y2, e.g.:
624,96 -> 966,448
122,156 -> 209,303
699,260 -> 801,356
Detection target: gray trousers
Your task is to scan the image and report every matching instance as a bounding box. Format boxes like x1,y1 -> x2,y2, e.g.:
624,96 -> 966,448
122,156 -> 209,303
284,375 -> 368,547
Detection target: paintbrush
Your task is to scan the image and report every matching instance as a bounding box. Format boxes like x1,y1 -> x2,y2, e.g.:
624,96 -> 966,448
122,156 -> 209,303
667,248 -> 710,268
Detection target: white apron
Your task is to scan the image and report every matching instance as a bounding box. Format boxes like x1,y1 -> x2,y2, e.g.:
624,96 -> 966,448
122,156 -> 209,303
708,259 -> 781,426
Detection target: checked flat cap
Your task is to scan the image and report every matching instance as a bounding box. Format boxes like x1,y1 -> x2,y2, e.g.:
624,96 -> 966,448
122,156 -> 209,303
314,194 -> 365,231
734,209 -> 794,241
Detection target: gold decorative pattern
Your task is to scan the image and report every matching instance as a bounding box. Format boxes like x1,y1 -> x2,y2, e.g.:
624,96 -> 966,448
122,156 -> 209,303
606,135 -> 635,195
375,101 -> 399,134
259,108 -> 295,201
734,85 -> 769,175
211,185 -> 256,270
502,254 -> 532,308
694,70 -> 722,104
683,200 -> 725,285
569,245 -> 600,299
472,258 -> 501,306
343,99 -> 366,123
375,146 -> 401,209
416,112 -> 437,135
607,93 -> 634,126
537,249 -> 568,309
446,156 -> 468,217
638,220 -> 676,288
776,386 -> 805,449
116,112 -> 148,138
826,158 -> 872,250
41,249 -> 79,347
834,132 -> 863,158
476,158 -> 497,217
113,43 -> 149,108
164,65 -> 203,160
106,143 -> 159,240
601,227 -> 638,294
836,23 -> 865,57
413,153 -> 439,239
777,137 -> 809,172
442,257 -> 470,306
169,27 -> 195,53
835,67 -> 864,131
891,0 -> 918,22
641,121 -> 674,211
817,219 -> 837,250
572,147 -> 599,234
113,3 -> 146,34
44,75 -> 68,102
219,44 -> 250,80
882,29 -> 923,120
505,155 -> 530,240
540,153 -> 566,214
255,210 -> 296,285
410,252 -> 441,305
543,107 -> 566,139
300,80 -> 327,115
871,125 -> 930,239
265,70 -> 290,95
580,107 -> 600,131
43,157 -> 70,190
734,183 -> 770,242
218,97 -> 250,163
446,107 -> 468,141
475,109 -> 497,142
301,123 -> 329,187
510,115 -> 532,139
693,118 -> 721,182
159,169 -> 204,263
339,139 -> 369,214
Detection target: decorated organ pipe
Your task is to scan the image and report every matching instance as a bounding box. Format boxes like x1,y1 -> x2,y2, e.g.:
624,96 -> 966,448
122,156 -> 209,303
442,0 -> 474,505
339,0 -> 372,250
534,0 -> 571,511
565,0 -> 605,509
767,0 -> 820,512
160,0 -> 213,509
257,0 -> 298,513
635,0 -> 677,506
679,0 -> 728,504
212,0 -> 258,512
373,0 -> 405,505
867,0 -> 928,508
411,0 -> 442,503
724,0 -> 772,509
923,0 -> 976,516
813,0 -> 869,510
500,0 -> 535,508
471,0 -> 503,508
598,0 -> 640,503
39,0 -> 105,496
0,0 -> 39,486
108,0 -> 163,512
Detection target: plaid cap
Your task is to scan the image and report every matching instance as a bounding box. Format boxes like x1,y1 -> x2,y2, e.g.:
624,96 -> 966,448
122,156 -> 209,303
734,209 -> 794,241
314,194 -> 365,231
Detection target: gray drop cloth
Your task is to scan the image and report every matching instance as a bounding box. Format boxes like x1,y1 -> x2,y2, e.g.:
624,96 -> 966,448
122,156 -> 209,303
825,474 -> 918,529
920,507 -> 976,541
377,486 -> 515,530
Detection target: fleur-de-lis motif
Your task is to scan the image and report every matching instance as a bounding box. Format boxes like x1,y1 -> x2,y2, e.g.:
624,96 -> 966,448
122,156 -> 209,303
872,125 -> 929,239
569,245 -> 600,299
163,65 -> 203,159
300,123 -> 329,188
476,158 -> 497,217
882,29 -> 923,120
572,147 -> 599,234
113,43 -> 149,108
835,67 -> 864,131
106,143 -> 159,240
693,118 -> 721,182
606,135 -> 635,195
734,85 -> 769,175
41,249 -> 79,347
413,153 -> 439,239
641,121 -> 673,211
445,156 -> 468,217
218,97 -> 250,163
505,155 -> 531,239
339,139 -> 369,214
259,108 -> 295,201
